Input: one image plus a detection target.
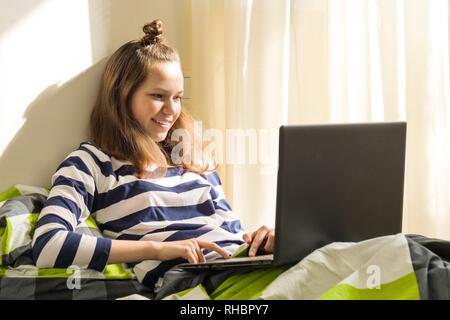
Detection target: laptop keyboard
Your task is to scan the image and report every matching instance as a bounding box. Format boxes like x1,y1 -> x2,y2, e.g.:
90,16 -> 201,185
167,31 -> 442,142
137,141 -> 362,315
177,254 -> 274,269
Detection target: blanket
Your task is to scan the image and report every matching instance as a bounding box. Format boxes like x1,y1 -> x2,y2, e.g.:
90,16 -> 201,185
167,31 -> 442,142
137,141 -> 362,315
159,233 -> 450,300
0,185 -> 153,299
1,185 -> 450,300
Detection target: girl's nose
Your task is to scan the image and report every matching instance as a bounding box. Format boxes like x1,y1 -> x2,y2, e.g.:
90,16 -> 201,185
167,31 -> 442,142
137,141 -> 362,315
162,99 -> 178,115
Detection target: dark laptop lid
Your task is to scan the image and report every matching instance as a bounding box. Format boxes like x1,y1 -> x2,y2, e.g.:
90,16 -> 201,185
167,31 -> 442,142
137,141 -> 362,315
274,122 -> 406,265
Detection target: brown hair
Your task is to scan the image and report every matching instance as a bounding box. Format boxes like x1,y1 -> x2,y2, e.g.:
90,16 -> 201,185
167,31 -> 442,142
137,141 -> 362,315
90,20 -> 212,178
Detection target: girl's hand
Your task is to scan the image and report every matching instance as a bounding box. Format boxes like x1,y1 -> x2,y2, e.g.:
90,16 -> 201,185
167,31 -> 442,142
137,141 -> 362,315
243,225 -> 275,257
155,239 -> 231,263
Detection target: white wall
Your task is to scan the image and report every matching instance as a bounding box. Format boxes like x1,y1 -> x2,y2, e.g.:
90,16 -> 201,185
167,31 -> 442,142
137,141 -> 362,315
0,0 -> 192,191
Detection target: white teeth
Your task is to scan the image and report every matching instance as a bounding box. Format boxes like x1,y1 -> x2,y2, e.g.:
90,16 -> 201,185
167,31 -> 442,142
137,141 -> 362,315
153,119 -> 169,125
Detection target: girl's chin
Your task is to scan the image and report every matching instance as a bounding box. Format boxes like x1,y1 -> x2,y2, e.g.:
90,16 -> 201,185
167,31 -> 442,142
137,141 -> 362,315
150,132 -> 169,142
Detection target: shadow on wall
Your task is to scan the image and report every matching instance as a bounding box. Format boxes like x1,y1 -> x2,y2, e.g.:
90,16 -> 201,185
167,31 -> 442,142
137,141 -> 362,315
0,59 -> 107,189
0,0 -> 190,191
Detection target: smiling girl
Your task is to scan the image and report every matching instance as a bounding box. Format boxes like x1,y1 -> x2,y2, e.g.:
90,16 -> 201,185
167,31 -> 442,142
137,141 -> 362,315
31,20 -> 274,288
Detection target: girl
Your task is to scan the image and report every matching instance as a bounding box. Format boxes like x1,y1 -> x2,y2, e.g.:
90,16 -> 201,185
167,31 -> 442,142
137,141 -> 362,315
31,20 -> 274,288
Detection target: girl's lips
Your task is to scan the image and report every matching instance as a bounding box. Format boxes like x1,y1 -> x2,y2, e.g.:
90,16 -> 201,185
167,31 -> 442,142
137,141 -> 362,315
152,118 -> 171,128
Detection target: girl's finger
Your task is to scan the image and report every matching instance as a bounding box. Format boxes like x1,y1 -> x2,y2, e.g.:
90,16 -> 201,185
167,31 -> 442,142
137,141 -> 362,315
194,242 -> 206,263
186,251 -> 198,264
263,232 -> 275,253
249,229 -> 269,257
197,240 -> 230,259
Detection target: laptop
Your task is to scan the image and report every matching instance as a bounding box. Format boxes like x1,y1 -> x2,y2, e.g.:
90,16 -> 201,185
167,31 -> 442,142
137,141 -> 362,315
177,122 -> 407,270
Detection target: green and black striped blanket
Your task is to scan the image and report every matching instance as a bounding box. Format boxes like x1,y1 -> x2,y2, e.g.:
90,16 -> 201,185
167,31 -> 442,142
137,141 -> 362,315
0,185 -> 152,300
1,185 -> 449,300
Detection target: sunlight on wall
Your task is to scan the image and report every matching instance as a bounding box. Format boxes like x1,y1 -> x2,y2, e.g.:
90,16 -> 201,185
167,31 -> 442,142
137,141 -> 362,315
0,0 -> 92,157
0,0 -> 191,191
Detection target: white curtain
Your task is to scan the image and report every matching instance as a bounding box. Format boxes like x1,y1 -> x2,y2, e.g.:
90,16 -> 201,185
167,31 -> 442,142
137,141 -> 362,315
190,0 -> 450,239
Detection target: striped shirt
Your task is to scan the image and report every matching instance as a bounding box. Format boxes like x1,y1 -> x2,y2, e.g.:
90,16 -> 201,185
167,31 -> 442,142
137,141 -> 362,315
31,142 -> 244,276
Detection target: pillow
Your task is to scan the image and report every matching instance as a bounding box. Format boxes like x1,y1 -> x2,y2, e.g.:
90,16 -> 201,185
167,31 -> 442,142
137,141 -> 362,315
0,185 -> 103,267
0,185 -> 135,280
0,185 -> 49,267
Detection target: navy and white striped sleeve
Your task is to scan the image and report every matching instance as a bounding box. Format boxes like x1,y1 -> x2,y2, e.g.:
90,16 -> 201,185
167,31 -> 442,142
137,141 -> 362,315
31,150 -> 111,271
204,171 -> 244,235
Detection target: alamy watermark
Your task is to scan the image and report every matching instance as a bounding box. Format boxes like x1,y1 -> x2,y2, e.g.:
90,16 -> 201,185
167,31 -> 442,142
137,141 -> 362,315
66,265 -> 81,290
366,265 -> 381,289
169,120 -> 279,175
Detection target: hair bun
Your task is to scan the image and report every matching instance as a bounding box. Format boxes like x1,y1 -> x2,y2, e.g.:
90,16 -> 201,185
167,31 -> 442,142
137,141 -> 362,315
141,19 -> 165,46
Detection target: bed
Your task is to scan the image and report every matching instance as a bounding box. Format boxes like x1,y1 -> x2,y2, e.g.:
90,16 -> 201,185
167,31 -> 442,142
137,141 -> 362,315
1,185 -> 449,300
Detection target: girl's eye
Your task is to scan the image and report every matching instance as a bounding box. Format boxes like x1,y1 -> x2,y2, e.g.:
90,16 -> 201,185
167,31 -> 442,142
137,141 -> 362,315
150,94 -> 164,100
174,96 -> 182,102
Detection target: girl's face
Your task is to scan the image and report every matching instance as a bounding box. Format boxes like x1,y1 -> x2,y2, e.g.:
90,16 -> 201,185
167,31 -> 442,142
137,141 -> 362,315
131,61 -> 184,142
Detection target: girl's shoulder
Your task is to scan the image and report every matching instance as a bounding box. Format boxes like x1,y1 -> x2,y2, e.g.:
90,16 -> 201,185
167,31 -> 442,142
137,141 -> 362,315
69,141 -> 113,163
56,142 -> 136,184
61,141 -> 129,174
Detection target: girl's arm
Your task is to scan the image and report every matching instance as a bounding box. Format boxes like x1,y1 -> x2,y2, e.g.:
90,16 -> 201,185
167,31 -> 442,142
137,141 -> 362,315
32,149 -> 230,270
31,153 -> 111,271
108,238 -> 230,264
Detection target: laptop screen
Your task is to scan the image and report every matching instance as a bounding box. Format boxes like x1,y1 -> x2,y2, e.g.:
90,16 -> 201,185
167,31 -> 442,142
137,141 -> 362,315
274,122 -> 406,265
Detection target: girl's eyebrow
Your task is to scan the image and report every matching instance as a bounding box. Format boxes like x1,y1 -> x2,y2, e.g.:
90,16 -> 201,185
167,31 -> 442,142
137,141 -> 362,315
152,87 -> 184,94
